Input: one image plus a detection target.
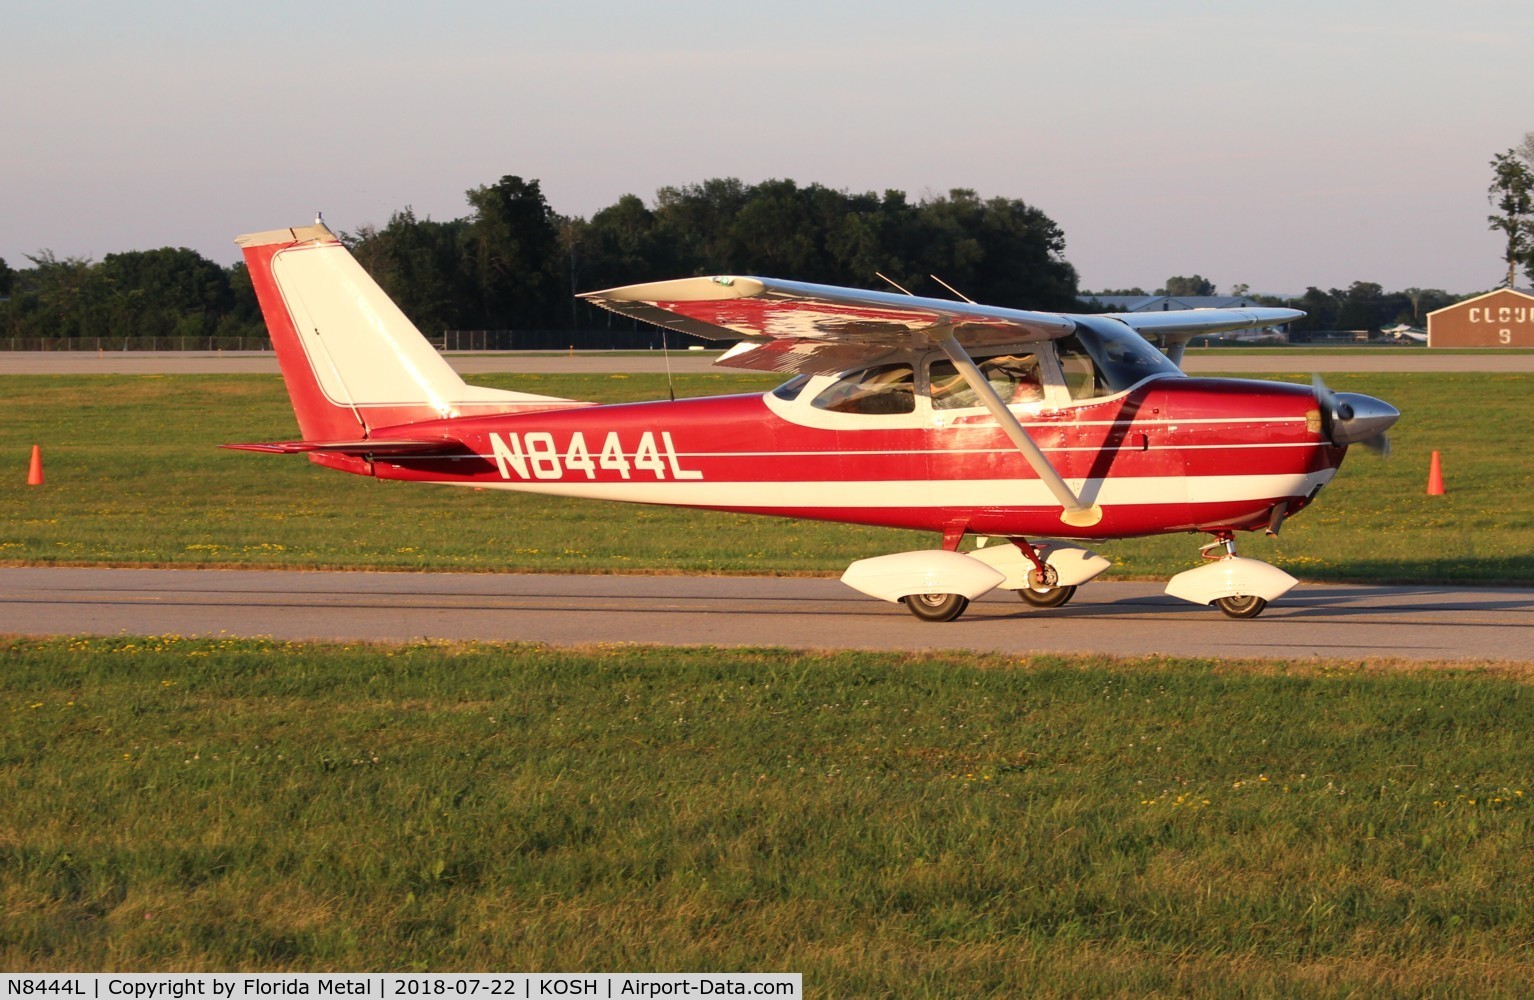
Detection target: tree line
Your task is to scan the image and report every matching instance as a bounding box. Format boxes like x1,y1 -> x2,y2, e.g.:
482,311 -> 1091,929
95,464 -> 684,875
0,177 -> 1080,345
0,161 -> 1520,346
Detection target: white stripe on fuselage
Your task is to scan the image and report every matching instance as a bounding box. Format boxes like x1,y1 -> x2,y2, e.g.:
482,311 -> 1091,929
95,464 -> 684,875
426,471 -> 1334,509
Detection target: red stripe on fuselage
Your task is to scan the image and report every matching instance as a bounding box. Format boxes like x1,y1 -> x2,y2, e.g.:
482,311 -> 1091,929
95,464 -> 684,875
369,378 -> 1336,538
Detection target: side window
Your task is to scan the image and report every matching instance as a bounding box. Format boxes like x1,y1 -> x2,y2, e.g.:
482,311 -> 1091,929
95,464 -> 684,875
1055,335 -> 1112,400
929,354 -> 1045,409
810,363 -> 916,414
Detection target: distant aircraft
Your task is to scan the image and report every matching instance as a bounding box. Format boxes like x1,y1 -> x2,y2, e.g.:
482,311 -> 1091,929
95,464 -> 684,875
1383,324 -> 1428,343
227,222 -> 1397,621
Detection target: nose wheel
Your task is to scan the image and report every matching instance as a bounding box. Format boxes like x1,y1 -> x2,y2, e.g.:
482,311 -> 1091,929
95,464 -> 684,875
1162,532 -> 1294,620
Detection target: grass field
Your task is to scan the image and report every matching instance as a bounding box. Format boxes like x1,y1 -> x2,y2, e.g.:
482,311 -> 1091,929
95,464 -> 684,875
3,370 -> 1532,993
1,371 -> 1530,583
2,636 -> 1531,993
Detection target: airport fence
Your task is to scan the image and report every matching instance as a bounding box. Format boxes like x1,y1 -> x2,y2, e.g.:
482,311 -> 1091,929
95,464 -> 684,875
2,336 -> 275,352
1,328 -> 718,353
438,328 -> 717,351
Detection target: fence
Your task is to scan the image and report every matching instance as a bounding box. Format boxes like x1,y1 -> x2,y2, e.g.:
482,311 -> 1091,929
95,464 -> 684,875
2,336 -> 274,352
438,328 -> 719,352
2,329 -> 720,353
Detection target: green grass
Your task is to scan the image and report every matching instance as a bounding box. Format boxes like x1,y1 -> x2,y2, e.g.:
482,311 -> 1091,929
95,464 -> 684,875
1,372 -> 1530,583
2,636 -> 1532,994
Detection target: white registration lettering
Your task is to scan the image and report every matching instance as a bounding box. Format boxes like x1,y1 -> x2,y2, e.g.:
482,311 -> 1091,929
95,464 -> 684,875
599,432 -> 632,479
488,432 -> 527,479
564,432 -> 596,478
523,432 -> 561,479
633,432 -> 666,478
489,431 -> 703,482
663,432 -> 703,480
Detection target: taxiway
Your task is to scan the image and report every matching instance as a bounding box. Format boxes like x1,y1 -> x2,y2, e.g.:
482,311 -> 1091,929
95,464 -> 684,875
3,567 -> 1529,664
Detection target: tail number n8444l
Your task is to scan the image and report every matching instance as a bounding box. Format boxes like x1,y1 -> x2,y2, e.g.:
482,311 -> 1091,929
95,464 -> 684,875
488,431 -> 703,481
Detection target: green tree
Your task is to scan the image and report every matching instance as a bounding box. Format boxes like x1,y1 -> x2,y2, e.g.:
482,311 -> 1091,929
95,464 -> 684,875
17,251 -> 101,339
348,209 -> 474,336
0,256 -> 13,297
464,175 -> 562,328
1404,287 -> 1453,324
95,247 -> 233,338
1337,280 -> 1385,332
579,194 -> 664,291
1488,149 -> 1534,287
652,178 -> 752,274
1162,275 -> 1216,297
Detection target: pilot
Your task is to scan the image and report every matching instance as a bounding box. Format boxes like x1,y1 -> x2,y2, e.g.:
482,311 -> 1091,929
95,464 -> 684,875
982,355 -> 1044,404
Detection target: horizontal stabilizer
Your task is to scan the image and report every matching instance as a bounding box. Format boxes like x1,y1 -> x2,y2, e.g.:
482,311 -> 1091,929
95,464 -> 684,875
220,438 -> 466,456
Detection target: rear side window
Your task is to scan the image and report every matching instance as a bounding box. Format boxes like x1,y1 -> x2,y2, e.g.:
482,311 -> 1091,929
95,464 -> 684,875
810,363 -> 916,414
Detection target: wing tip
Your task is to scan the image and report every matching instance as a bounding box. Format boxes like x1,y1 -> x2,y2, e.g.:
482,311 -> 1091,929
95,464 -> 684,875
581,276 -> 766,303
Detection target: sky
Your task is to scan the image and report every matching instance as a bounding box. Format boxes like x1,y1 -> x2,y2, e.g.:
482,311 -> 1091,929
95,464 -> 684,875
3,0 -> 1531,297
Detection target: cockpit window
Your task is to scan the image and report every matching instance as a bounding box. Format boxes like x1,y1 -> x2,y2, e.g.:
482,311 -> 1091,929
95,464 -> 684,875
929,353 -> 1045,409
772,374 -> 812,401
810,363 -> 916,414
1058,317 -> 1183,399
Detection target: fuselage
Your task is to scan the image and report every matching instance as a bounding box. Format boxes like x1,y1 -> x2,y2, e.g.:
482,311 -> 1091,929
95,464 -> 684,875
357,360 -> 1342,541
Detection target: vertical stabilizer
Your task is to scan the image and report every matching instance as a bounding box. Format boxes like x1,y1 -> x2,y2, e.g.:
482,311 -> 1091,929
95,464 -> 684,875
236,223 -> 576,440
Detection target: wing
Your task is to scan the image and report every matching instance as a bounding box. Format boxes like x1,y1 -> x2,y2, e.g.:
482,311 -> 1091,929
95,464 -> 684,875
1109,307 -> 1304,367
1110,307 -> 1304,338
579,276 -> 1076,375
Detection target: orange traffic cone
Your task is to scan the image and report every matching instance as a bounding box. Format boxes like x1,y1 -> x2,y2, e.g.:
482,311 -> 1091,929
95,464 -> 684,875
1426,450 -> 1444,496
27,445 -> 44,486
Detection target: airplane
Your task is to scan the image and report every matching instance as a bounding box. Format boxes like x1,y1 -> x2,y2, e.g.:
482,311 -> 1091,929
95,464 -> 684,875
1383,324 -> 1429,344
226,221 -> 1398,622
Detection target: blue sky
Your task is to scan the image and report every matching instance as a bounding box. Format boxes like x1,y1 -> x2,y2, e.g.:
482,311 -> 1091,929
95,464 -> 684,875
3,0 -> 1530,295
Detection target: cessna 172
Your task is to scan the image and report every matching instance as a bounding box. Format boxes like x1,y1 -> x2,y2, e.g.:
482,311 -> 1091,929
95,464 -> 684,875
228,222 -> 1398,622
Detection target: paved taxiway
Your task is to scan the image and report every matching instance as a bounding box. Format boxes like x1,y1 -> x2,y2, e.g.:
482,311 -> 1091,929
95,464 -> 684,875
6,351 -> 1528,662
3,567 -> 1530,663
6,350 -> 1533,375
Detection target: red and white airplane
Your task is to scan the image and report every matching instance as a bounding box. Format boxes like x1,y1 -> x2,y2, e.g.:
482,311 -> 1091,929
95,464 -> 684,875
228,221 -> 1397,622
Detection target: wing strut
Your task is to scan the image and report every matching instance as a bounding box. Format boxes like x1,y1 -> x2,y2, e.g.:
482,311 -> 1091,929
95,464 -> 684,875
931,330 -> 1103,529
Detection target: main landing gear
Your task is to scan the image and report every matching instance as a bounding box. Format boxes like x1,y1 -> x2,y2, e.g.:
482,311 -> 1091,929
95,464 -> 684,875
841,539 -> 1110,623
902,592 -> 970,623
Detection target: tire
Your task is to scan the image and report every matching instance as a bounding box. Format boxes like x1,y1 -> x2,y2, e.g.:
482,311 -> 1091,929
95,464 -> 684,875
1215,595 -> 1268,619
1017,583 -> 1077,609
904,592 -> 969,622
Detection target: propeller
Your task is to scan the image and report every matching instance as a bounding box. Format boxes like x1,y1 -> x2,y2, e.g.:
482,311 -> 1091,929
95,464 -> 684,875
1312,374 -> 1397,457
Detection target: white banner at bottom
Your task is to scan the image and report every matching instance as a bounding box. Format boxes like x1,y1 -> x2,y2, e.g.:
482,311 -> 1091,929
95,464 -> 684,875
0,975 -> 801,1000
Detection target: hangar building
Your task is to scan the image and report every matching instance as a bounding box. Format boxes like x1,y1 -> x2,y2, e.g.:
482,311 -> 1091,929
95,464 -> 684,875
1426,288 -> 1534,347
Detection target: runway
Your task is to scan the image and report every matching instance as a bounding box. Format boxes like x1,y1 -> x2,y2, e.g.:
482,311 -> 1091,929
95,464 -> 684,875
3,567 -> 1530,664
5,350 -> 1533,375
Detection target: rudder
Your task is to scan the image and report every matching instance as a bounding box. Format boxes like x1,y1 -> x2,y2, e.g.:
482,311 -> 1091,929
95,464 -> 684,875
236,221 -> 576,440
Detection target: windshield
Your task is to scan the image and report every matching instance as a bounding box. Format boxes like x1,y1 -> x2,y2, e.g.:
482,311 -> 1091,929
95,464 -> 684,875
1059,316 -> 1183,399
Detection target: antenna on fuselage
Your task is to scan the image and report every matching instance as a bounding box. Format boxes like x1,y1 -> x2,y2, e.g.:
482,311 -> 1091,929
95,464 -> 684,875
929,275 -> 975,304
874,272 -> 915,296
